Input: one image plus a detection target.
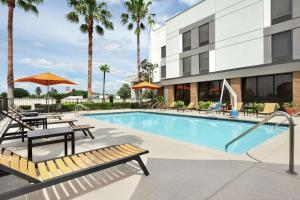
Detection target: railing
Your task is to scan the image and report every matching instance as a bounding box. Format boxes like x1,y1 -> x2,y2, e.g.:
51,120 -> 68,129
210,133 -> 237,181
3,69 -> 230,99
273,112 -> 300,129
151,102 -> 160,109
225,111 -> 297,175
75,104 -> 90,118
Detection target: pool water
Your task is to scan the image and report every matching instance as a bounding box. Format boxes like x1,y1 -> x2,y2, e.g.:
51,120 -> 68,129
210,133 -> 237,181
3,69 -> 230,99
86,112 -> 287,154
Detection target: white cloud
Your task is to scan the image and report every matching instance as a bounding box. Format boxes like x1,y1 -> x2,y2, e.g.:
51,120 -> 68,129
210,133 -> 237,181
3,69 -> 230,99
178,0 -> 202,6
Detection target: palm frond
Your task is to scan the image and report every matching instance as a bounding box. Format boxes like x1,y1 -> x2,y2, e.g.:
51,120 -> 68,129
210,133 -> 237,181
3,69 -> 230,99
140,22 -> 145,30
0,0 -> 8,5
66,11 -> 79,23
80,24 -> 88,33
127,23 -> 134,30
120,13 -> 129,25
95,25 -> 104,36
17,0 -> 43,15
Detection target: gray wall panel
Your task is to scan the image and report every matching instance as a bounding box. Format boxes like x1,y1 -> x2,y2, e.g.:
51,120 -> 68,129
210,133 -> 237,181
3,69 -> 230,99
293,0 -> 300,18
191,55 -> 199,75
264,36 -> 272,64
191,28 -> 199,49
293,28 -> 300,59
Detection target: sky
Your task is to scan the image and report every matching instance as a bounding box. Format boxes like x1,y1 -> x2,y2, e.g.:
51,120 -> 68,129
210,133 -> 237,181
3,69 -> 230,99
0,0 -> 201,95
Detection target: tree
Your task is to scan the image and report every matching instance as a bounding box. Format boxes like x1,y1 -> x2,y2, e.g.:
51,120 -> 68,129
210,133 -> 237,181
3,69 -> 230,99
66,0 -> 114,100
140,59 -> 158,82
121,0 -> 155,82
0,92 -> 7,98
13,88 -> 30,98
99,64 -> 110,103
117,84 -> 131,103
0,0 -> 43,100
50,87 -> 57,93
35,86 -> 42,96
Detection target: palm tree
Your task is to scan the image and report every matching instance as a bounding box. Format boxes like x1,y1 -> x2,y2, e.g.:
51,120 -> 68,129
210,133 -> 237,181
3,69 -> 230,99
66,0 -> 114,101
121,0 -> 155,82
0,0 -> 43,100
99,64 -> 110,103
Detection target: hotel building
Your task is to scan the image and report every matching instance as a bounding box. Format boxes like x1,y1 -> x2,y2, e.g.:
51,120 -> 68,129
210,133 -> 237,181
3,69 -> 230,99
149,0 -> 300,106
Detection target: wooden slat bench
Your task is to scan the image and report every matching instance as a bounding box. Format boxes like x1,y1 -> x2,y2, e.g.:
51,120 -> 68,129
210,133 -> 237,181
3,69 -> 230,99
0,143 -> 149,200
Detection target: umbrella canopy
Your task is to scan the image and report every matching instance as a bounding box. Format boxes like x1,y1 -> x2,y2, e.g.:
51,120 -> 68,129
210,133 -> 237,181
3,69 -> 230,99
15,72 -> 77,86
132,81 -> 160,90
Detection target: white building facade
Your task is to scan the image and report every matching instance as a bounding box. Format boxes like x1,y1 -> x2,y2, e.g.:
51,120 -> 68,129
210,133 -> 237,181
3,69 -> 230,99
150,0 -> 300,106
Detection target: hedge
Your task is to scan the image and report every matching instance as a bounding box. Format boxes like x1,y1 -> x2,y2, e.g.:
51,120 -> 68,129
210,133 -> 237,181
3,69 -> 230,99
61,102 -> 137,111
19,105 -> 31,110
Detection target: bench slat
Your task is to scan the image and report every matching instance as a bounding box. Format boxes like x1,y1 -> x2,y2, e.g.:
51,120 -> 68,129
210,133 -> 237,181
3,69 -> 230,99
104,148 -> 123,158
71,155 -> 88,169
84,152 -> 104,164
55,159 -> 72,174
91,150 -> 111,162
78,154 -> 96,167
115,146 -> 136,155
97,149 -> 118,160
110,147 -> 131,157
37,162 -> 50,180
63,157 -> 80,171
0,150 -> 12,167
124,144 -> 144,152
47,160 -> 62,177
10,154 -> 20,171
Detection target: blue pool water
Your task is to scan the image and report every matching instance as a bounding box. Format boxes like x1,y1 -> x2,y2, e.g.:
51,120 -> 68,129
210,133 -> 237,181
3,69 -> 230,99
86,112 -> 287,154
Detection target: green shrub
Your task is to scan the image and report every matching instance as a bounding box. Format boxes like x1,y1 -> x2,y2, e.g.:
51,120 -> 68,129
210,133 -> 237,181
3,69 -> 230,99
250,103 -> 264,112
61,102 -> 134,111
19,105 -> 31,110
198,101 -> 211,110
175,101 -> 185,108
283,102 -> 296,108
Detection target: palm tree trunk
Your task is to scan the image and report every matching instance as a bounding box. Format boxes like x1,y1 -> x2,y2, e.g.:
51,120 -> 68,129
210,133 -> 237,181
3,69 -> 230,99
7,0 -> 15,102
137,32 -> 141,82
87,20 -> 93,101
102,72 -> 105,103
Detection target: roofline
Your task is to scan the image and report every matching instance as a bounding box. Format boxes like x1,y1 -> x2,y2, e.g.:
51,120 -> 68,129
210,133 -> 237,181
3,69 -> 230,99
166,0 -> 207,22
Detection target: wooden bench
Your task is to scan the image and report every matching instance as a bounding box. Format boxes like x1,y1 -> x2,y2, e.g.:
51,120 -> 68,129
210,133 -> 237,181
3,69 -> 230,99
0,143 -> 149,200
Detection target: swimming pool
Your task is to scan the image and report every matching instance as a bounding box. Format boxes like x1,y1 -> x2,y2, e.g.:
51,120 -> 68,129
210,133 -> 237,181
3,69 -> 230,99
86,112 -> 287,154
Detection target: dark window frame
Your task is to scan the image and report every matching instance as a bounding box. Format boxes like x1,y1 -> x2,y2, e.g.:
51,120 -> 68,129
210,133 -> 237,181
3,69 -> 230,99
174,84 -> 191,105
199,51 -> 210,72
161,66 -> 166,79
272,31 -> 293,63
271,0 -> 292,25
242,73 -> 293,104
182,57 -> 191,77
161,46 -> 166,58
198,80 -> 231,102
182,31 -> 191,52
199,23 -> 209,47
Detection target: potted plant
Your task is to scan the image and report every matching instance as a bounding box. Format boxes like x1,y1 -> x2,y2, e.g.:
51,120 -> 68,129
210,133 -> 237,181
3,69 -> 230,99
175,101 -> 185,110
49,91 -> 66,109
283,102 -> 297,115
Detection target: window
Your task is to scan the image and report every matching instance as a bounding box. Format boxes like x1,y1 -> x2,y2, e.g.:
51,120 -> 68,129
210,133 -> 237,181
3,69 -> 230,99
274,74 -> 292,101
199,23 -> 209,46
161,66 -> 166,78
272,31 -> 292,63
175,84 -> 190,105
161,46 -> 166,58
242,73 -> 292,103
199,52 -> 209,71
198,80 -> 231,102
271,0 -> 292,25
257,76 -> 274,99
183,57 -> 191,77
182,31 -> 191,51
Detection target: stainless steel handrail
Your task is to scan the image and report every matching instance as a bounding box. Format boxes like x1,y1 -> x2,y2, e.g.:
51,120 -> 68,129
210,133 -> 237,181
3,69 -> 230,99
225,111 -> 297,175
151,102 -> 159,109
273,112 -> 300,129
75,104 -> 90,118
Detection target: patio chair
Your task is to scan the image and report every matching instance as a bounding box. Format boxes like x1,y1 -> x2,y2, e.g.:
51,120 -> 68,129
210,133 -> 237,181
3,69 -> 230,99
257,103 -> 276,117
223,103 -> 244,115
178,102 -> 195,112
168,102 -> 176,110
9,107 -> 62,120
0,143 -> 149,200
1,111 -> 95,142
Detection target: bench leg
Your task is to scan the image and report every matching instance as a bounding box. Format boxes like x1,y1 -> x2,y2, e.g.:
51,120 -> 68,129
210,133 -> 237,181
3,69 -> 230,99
82,130 -> 88,136
86,130 -> 95,139
135,156 -> 149,176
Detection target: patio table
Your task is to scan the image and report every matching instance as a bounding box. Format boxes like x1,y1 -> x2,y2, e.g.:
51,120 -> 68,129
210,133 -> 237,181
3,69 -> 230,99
27,127 -> 75,161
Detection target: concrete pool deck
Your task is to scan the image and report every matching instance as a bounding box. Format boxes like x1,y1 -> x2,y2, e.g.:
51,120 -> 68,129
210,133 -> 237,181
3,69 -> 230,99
1,109 -> 300,200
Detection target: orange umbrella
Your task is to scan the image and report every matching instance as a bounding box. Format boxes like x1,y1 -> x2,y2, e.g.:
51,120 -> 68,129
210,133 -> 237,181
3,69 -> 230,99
15,72 -> 77,86
15,72 -> 77,112
132,81 -> 160,90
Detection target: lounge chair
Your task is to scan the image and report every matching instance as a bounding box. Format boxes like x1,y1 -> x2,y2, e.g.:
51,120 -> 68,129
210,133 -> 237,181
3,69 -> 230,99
9,107 -> 63,120
257,103 -> 276,117
0,143 -> 149,200
178,102 -> 195,112
1,111 -> 94,142
168,102 -> 176,110
223,103 -> 244,115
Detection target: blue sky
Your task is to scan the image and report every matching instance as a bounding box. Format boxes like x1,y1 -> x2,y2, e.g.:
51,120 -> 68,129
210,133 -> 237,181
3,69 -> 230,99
0,0 -> 201,95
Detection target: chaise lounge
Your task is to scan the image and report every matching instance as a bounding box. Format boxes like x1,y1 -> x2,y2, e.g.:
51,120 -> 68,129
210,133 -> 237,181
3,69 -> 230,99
0,143 -> 149,200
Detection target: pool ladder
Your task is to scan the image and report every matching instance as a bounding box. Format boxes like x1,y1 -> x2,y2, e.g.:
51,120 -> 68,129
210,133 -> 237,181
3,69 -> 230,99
75,104 -> 90,118
225,111 -> 297,175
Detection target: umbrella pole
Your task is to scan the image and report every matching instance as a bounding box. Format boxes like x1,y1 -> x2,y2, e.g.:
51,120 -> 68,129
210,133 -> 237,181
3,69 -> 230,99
47,85 -> 49,113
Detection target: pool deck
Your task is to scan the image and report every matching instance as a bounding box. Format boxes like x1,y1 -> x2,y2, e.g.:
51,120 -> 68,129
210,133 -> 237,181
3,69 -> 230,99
1,109 -> 300,200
